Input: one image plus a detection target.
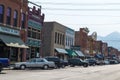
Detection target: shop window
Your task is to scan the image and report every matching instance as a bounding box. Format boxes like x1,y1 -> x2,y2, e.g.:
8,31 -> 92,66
6,7 -> 11,25
0,5 -> 4,23
21,13 -> 26,28
13,10 -> 18,27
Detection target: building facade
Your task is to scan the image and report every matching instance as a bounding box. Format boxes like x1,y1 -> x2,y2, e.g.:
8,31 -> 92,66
75,28 -> 89,53
0,0 -> 28,62
65,27 -> 75,49
102,42 -> 108,57
26,6 -> 44,59
43,22 -> 68,59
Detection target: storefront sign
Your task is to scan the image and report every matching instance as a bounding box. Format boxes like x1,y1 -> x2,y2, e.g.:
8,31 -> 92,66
0,26 -> 19,36
28,20 -> 42,29
27,39 -> 41,47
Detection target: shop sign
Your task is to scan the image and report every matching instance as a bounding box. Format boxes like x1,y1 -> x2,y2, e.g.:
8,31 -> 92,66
28,20 -> 42,29
27,39 -> 41,47
0,26 -> 19,35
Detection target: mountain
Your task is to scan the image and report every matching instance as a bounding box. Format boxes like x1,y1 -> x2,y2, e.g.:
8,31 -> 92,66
97,31 -> 120,50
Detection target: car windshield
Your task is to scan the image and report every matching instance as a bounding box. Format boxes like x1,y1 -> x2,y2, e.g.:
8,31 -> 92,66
43,59 -> 48,62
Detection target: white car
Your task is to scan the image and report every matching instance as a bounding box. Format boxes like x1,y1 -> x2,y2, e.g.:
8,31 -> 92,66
13,58 -> 55,70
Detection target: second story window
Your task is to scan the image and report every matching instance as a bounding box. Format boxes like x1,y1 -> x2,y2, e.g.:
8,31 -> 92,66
0,5 -> 4,23
13,10 -> 18,27
21,13 -> 26,28
6,7 -> 11,25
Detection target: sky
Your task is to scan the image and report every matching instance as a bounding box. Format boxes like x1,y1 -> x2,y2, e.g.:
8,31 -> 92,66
29,0 -> 120,37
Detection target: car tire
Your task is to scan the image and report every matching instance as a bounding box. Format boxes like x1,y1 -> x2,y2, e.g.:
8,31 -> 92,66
61,65 -> 65,68
54,64 -> 58,69
83,64 -> 88,67
20,65 -> 26,70
43,65 -> 49,70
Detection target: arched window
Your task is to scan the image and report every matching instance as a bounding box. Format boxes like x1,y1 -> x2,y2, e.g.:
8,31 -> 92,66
13,10 -> 18,27
6,7 -> 11,25
0,5 -> 4,23
21,13 -> 26,28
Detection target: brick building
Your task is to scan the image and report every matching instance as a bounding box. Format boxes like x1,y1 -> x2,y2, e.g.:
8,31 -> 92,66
75,28 -> 89,53
27,6 -> 44,59
108,47 -> 119,59
0,0 -> 28,62
102,42 -> 108,57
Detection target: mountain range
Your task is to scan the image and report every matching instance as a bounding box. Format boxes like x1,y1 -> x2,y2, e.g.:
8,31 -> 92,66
97,31 -> 120,51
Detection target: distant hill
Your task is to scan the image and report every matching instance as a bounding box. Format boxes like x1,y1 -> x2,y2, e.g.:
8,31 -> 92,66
97,31 -> 120,50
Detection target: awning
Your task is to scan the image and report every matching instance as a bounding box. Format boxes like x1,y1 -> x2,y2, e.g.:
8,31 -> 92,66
0,34 -> 29,48
75,50 -> 85,57
66,49 -> 77,56
55,48 -> 68,54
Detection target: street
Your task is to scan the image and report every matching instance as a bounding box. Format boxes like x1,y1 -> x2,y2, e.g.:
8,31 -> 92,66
0,64 -> 120,80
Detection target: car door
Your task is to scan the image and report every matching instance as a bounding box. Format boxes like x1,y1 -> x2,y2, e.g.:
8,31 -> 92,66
36,59 -> 45,68
27,59 -> 37,68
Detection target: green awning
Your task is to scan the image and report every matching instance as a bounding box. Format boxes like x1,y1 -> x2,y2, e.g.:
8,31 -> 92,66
66,49 -> 77,56
55,48 -> 68,54
0,34 -> 29,48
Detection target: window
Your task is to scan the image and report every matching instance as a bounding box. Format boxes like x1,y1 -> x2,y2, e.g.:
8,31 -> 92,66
37,32 -> 41,40
62,35 -> 65,45
55,32 -> 57,43
6,7 -> 11,25
28,30 -> 31,37
21,13 -> 26,28
57,33 -> 60,44
60,34 -> 62,45
13,10 -> 18,27
0,5 -> 4,23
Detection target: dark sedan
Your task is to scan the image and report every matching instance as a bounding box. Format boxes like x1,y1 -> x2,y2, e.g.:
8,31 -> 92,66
85,59 -> 97,66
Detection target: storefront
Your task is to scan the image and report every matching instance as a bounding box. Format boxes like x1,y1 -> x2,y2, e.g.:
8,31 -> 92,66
27,38 -> 41,59
55,48 -> 68,60
0,26 -> 28,62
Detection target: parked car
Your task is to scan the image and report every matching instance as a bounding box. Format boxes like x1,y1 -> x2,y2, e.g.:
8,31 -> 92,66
96,60 -> 104,65
68,58 -> 88,67
85,59 -> 97,66
0,58 -> 10,72
13,58 -> 55,70
45,56 -> 67,68
60,59 -> 69,66
103,59 -> 110,65
109,60 -> 119,64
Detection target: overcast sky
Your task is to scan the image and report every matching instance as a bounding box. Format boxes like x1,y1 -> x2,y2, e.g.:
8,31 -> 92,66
29,0 -> 120,37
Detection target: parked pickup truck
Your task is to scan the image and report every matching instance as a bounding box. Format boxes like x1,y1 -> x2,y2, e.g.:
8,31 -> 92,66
0,58 -> 10,72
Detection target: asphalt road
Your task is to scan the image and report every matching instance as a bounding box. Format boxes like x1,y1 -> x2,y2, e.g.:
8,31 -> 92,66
1,64 -> 120,80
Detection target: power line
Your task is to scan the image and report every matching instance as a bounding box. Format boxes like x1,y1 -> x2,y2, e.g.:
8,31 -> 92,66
61,23 -> 120,26
45,14 -> 120,17
42,8 -> 120,11
35,2 -> 120,6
